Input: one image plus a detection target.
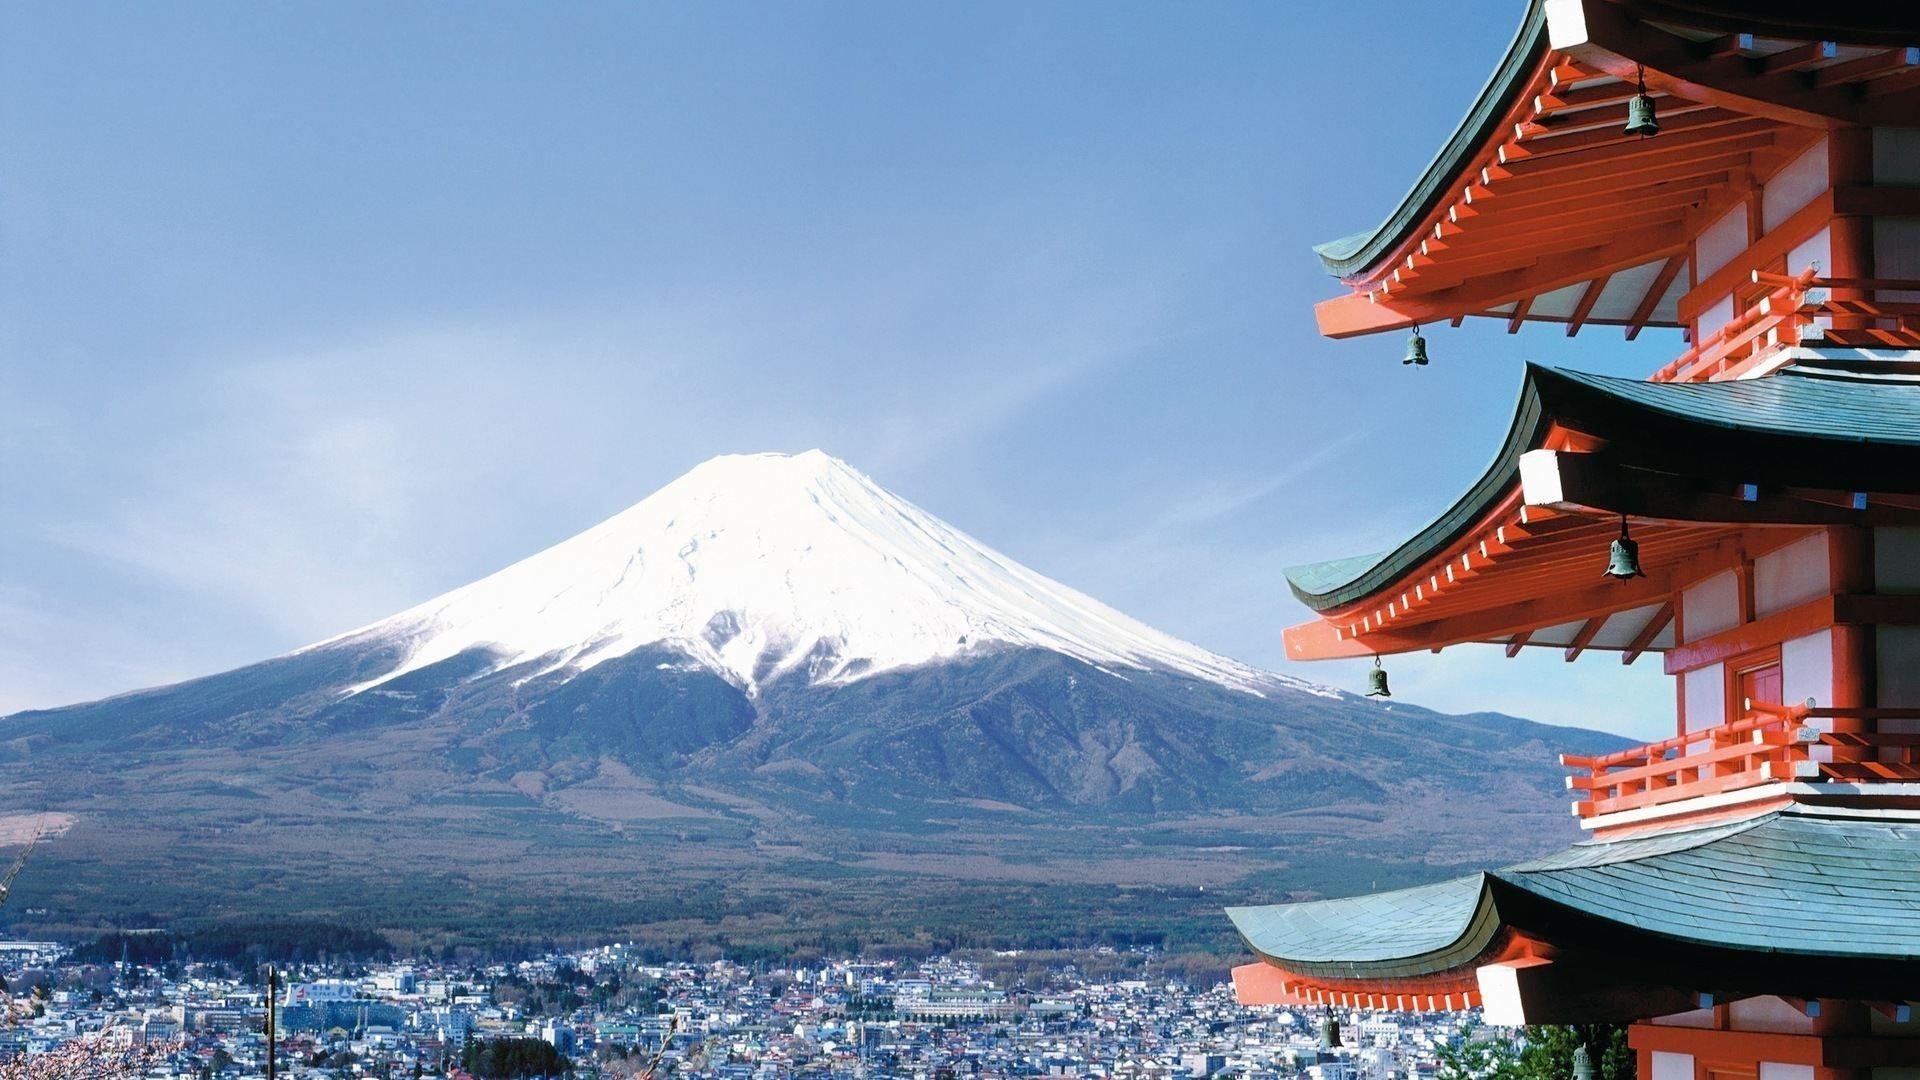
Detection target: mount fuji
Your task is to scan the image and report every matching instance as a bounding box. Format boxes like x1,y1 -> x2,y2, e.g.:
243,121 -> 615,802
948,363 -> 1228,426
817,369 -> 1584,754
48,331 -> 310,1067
319,449 -> 1299,701
0,452 -> 1625,949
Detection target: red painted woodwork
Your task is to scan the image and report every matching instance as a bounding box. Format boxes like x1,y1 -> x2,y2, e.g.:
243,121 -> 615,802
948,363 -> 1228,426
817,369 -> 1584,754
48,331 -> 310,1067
1562,704 -> 1920,822
1733,657 -> 1783,726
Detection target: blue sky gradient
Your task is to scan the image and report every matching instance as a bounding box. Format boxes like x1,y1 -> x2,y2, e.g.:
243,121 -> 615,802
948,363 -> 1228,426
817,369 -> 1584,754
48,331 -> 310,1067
2,2 -> 1679,736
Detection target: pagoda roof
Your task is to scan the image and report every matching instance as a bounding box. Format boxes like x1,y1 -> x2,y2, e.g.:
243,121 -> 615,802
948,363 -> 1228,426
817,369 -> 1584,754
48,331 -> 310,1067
1312,2 -> 1548,282
1228,809 -> 1920,1003
1290,362 -> 1920,612
1313,0 -> 1920,339
1281,362 -> 1920,660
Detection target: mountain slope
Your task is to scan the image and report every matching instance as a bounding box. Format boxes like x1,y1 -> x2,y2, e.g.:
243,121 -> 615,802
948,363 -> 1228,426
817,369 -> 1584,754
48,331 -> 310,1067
0,451 -> 1630,949
314,450 -> 1298,699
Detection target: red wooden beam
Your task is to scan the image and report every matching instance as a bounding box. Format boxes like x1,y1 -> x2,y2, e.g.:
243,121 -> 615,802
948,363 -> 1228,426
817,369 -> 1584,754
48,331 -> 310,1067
1556,1 -> 1885,126
1676,190 -> 1834,323
1626,254 -> 1687,340
1505,630 -> 1533,658
1507,296 -> 1534,334
1566,274 -> 1610,336
1563,615 -> 1606,662
1621,601 -> 1674,666
1452,182 -> 1716,234
1757,41 -> 1838,76
1316,225 -> 1686,337
1503,106 -> 1744,161
1473,147 -> 1758,205
1492,120 -> 1778,181
1812,47 -> 1920,90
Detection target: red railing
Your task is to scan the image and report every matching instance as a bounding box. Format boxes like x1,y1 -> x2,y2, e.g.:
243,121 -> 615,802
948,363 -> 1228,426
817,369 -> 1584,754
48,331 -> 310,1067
1651,270 -> 1920,383
1560,702 -> 1920,820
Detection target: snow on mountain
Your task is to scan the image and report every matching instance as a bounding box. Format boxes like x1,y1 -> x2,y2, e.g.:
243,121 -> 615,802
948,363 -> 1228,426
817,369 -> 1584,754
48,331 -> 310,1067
313,450 -> 1330,699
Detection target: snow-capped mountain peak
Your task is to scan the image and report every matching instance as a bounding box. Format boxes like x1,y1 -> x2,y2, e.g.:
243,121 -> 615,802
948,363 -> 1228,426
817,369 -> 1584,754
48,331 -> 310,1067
317,450 -> 1324,698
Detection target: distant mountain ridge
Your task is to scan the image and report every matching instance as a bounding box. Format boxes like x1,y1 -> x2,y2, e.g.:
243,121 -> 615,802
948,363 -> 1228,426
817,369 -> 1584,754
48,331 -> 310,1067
0,452 -> 1629,948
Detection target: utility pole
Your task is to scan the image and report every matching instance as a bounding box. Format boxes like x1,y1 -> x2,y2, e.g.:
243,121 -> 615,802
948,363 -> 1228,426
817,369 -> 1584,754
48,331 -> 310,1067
265,966 -> 277,1080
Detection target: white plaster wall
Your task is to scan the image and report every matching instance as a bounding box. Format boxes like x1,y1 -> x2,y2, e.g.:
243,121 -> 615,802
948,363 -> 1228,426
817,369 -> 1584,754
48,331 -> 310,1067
1760,1063 -> 1815,1080
1685,664 -> 1726,732
1763,138 -> 1829,232
1696,206 -> 1750,280
1788,226 -> 1831,278
1652,1051 -> 1694,1080
1873,127 -> 1920,185
1683,571 -> 1741,641
1755,533 -> 1830,616
1784,631 -> 1834,763
1876,528 -> 1920,593
1875,218 -> 1920,303
1698,294 -> 1736,343
1783,630 -> 1832,712
1879,627 -> 1920,709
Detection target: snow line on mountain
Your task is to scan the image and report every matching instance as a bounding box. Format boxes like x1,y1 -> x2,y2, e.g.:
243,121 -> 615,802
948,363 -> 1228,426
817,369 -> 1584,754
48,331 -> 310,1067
300,450 -> 1339,701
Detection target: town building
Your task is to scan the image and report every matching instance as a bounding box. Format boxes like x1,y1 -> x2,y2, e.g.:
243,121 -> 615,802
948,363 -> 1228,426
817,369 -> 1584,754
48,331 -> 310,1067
1227,2 -> 1920,1079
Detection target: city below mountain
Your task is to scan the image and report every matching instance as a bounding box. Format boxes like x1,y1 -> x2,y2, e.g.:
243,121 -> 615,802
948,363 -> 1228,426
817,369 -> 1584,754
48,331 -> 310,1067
0,451 -> 1626,953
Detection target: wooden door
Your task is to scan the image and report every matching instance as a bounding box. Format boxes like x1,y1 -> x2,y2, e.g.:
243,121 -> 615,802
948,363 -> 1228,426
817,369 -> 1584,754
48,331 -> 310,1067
1736,661 -> 1783,718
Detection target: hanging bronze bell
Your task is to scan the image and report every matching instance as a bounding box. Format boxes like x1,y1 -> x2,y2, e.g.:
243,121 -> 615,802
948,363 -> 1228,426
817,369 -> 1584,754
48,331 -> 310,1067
1322,1014 -> 1342,1048
1365,658 -> 1391,698
1573,1046 -> 1595,1080
1625,91 -> 1659,137
1403,326 -> 1429,366
1604,517 -> 1645,579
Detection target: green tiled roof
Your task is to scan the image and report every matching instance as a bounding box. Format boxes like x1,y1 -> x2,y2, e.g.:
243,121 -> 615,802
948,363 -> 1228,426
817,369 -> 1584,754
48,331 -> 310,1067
1226,812 -> 1920,976
1224,875 -> 1496,980
1283,364 -> 1920,613
1312,2 -> 1920,280
1505,813 -> 1920,959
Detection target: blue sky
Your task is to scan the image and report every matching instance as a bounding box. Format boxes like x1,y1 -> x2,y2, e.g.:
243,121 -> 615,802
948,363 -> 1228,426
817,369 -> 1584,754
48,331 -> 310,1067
1,2 -> 1679,737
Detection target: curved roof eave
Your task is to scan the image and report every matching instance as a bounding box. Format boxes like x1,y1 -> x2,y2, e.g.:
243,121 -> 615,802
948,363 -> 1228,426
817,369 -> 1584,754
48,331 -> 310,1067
1314,0 -> 1549,280
1226,812 -> 1920,984
1284,364 -> 1551,612
1225,873 -> 1501,981
1283,362 -> 1920,614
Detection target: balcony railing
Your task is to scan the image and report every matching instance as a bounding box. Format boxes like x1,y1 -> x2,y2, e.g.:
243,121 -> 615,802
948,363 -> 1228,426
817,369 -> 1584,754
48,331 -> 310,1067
1560,702 -> 1920,820
1651,270 -> 1920,383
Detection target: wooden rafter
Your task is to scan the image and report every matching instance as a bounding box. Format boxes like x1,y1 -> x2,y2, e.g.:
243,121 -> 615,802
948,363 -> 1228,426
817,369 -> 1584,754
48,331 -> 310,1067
1507,297 -> 1534,334
1318,223 -> 1687,337
1564,616 -> 1606,662
1491,120 -> 1778,182
1566,275 -> 1610,336
1756,41 -> 1839,76
1501,106 -> 1745,163
1558,2 -> 1916,126
1505,630 -> 1533,659
1626,254 -> 1687,341
1812,46 -> 1920,90
1622,602 -> 1675,667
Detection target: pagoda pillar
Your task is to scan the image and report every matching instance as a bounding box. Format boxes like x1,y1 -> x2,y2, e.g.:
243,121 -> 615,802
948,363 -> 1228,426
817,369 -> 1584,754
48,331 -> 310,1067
1828,128 -> 1876,332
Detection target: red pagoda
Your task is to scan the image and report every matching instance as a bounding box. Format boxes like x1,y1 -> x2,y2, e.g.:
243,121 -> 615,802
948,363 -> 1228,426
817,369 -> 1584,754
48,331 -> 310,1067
1228,0 -> 1920,1074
